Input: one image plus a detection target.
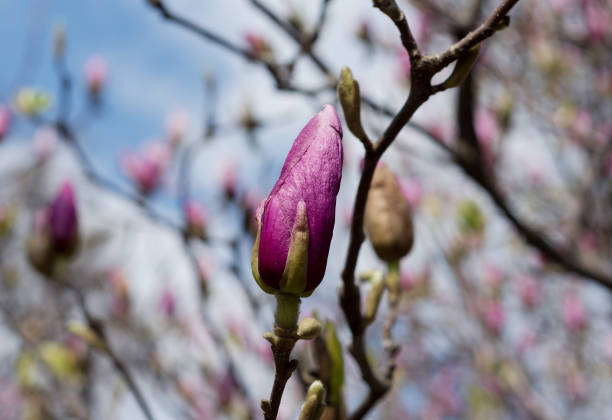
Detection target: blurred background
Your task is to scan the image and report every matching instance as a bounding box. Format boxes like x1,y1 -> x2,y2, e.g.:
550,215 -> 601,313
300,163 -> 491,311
0,0 -> 611,419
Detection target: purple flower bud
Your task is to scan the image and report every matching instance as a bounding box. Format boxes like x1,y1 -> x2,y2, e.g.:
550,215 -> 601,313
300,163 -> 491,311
49,181 -> 78,254
252,105 -> 343,296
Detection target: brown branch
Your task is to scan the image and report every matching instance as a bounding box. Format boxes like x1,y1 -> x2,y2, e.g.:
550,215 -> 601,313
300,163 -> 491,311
340,1 -> 523,418
67,284 -> 156,420
449,54 -> 612,290
429,0 -> 520,71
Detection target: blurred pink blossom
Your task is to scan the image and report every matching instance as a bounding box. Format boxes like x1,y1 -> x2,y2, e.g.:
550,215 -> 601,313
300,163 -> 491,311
518,275 -> 541,309
184,200 -> 207,238
84,55 -> 108,95
570,108 -> 592,141
165,109 -> 189,146
566,370 -> 588,403
244,32 -> 272,60
0,105 -> 11,140
121,141 -> 170,195
106,269 -> 130,318
578,230 -> 598,252
484,263 -> 504,290
563,289 -> 587,332
585,0 -> 607,41
481,300 -> 504,335
475,109 -> 500,160
221,163 -> 238,201
400,178 -> 423,208
33,127 -> 58,160
396,48 -> 411,82
516,329 -> 537,355
159,289 -> 176,318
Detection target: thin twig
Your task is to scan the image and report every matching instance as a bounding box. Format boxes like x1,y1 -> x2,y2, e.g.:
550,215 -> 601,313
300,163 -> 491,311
66,284 -> 156,420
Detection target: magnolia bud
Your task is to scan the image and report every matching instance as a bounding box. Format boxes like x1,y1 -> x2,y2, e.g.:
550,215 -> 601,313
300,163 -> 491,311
53,23 -> 66,59
440,44 -> 480,90
337,67 -> 368,142
49,181 -> 79,256
84,56 -> 108,98
16,88 -> 51,117
252,105 -> 343,297
299,380 -> 326,420
0,104 -> 12,140
457,199 -> 485,235
364,163 -> 414,262
364,271 -> 385,325
298,317 -> 322,340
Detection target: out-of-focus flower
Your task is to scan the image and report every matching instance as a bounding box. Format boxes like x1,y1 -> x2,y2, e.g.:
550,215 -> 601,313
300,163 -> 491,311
585,0 -> 607,41
244,32 -> 274,61
184,200 -> 207,239
33,127 -> 58,160
397,48 -> 411,83
356,20 -> 373,46
84,55 -> 108,97
364,163 -> 414,263
481,299 -> 504,335
26,182 -> 79,276
106,269 -> 130,318
16,88 -> 51,116
121,141 -> 170,195
241,191 -> 262,236
400,178 -> 423,209
517,275 -> 541,309
563,289 -> 587,332
457,199 -> 485,236
49,181 -> 79,255
570,108 -> 592,141
484,263 -> 504,292
0,204 -> 16,237
566,368 -> 588,404
0,105 -> 11,140
159,289 -> 176,318
475,108 -> 500,162
222,163 -> 238,201
252,105 -> 343,296
165,109 -> 189,147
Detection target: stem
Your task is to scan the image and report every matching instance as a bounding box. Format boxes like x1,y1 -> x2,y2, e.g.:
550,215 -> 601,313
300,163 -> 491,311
261,294 -> 301,419
274,294 -> 301,331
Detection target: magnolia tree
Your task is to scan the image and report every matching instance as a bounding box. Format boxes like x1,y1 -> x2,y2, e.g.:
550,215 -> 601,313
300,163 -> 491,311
0,0 -> 611,419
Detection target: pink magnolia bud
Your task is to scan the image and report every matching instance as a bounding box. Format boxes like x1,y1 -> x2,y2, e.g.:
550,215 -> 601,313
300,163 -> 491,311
0,105 -> 11,140
475,108 -> 500,163
400,178 -> 423,208
49,181 -> 79,255
106,269 -> 130,317
244,32 -> 273,61
585,1 -> 607,41
222,163 -> 238,201
481,300 -> 504,335
517,275 -> 541,309
33,127 -> 57,160
183,200 -> 207,239
252,105 -> 343,296
84,55 -> 108,96
563,290 -> 587,332
165,109 -> 189,147
159,289 -> 176,318
121,142 -> 170,195
396,48 -> 411,83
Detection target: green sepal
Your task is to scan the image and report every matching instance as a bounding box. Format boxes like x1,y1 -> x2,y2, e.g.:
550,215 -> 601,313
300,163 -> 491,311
280,200 -> 309,295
